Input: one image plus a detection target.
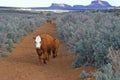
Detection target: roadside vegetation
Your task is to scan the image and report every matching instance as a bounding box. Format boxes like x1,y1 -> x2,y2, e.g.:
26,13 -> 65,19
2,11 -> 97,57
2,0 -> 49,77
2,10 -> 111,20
0,10 -> 47,57
55,10 -> 120,79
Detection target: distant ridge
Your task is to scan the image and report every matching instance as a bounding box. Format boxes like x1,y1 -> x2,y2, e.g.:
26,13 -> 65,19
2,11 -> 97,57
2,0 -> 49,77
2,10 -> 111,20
0,0 -> 117,11
31,0 -> 115,10
49,3 -> 72,9
86,0 -> 113,9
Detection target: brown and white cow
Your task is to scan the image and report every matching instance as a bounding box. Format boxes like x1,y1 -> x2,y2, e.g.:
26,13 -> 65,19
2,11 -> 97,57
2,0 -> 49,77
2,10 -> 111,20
33,34 -> 60,64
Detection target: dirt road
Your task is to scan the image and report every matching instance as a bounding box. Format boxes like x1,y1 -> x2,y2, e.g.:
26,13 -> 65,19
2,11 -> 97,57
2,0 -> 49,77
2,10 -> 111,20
0,22 -> 95,80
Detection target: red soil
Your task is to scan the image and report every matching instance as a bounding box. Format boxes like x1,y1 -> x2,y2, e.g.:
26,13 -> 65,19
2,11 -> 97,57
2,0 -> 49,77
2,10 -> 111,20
0,22 -> 96,80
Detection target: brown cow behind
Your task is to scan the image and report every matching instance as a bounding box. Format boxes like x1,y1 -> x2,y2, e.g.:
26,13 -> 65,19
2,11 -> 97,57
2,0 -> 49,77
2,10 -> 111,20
46,19 -> 52,24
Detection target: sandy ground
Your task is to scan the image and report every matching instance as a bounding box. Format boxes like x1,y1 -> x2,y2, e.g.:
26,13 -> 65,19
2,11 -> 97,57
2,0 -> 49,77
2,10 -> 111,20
0,22 -> 96,80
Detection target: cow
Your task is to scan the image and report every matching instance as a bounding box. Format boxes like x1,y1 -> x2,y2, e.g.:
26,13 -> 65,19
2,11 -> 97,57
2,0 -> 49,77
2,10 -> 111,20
46,19 -> 52,24
33,34 -> 59,64
33,34 -> 53,64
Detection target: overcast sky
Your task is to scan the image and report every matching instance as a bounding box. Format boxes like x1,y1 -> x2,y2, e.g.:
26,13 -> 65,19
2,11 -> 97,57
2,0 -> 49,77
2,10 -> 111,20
0,0 -> 119,7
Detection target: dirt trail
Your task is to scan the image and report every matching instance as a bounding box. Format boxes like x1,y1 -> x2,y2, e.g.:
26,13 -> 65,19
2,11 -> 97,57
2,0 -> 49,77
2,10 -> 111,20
0,22 -> 95,80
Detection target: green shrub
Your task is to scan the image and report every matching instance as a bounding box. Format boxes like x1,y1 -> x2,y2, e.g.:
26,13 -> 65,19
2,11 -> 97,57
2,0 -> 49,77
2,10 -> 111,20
0,10 -> 49,56
72,56 -> 85,68
1,51 -> 8,57
95,63 -> 120,80
6,39 -> 13,52
80,70 -> 88,80
95,71 -> 108,80
56,11 -> 120,68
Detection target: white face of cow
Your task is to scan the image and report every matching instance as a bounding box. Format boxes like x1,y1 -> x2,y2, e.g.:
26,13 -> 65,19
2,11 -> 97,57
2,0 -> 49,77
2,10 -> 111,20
35,35 -> 41,48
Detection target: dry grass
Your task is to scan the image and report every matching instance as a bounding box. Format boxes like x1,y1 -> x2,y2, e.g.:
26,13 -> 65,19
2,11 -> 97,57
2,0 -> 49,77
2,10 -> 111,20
108,47 -> 120,73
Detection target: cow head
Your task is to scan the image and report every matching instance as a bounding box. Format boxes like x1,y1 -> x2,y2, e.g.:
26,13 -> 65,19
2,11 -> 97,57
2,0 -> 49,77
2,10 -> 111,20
34,35 -> 41,48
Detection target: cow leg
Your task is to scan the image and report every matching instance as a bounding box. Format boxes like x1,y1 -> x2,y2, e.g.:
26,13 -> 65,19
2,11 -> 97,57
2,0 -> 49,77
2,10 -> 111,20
45,52 -> 50,61
55,49 -> 58,57
38,56 -> 42,64
42,52 -> 48,64
43,59 -> 47,64
36,48 -> 42,64
47,54 -> 50,61
48,49 -> 51,56
52,50 -> 56,58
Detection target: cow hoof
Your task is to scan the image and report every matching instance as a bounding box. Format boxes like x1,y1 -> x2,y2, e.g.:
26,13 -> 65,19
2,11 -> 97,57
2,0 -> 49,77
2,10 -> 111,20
44,62 -> 47,64
43,61 -> 47,64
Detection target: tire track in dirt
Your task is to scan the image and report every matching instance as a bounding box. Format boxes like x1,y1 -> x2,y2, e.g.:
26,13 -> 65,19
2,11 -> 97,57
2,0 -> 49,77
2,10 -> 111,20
0,22 -> 95,80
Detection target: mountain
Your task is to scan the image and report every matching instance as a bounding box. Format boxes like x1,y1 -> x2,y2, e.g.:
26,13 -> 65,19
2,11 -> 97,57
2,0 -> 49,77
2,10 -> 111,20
49,3 -> 72,9
73,5 -> 85,9
73,0 -> 114,9
31,3 -> 72,10
85,0 -> 113,9
31,0 -> 115,10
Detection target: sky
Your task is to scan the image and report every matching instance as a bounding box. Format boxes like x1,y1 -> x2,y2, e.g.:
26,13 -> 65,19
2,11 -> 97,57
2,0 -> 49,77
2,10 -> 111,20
0,0 -> 119,7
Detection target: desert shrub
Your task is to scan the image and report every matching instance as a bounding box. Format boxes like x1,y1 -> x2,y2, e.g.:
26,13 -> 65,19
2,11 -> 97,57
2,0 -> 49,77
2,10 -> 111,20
95,63 -> 120,80
95,71 -> 108,80
72,56 -> 85,68
6,39 -> 13,52
56,11 -> 120,68
80,70 -> 88,80
108,47 -> 120,73
0,51 -> 8,57
0,33 -> 6,47
0,10 -> 48,55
